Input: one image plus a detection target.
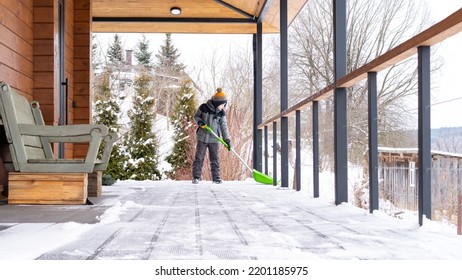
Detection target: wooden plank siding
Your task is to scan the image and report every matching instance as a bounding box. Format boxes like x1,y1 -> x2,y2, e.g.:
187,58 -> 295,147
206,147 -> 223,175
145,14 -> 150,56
0,0 -> 33,195
73,0 -> 91,159
91,0 -> 308,34
1,0 -> 92,162
0,0 -> 34,96
32,0 -> 92,160
33,0 -> 57,126
64,0 -> 75,158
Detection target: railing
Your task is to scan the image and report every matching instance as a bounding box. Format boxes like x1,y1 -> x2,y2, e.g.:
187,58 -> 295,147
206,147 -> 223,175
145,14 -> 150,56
257,7 -> 462,226
258,9 -> 462,127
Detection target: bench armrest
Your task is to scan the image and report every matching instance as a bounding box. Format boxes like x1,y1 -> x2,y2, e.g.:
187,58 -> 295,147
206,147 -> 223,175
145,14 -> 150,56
94,132 -> 119,171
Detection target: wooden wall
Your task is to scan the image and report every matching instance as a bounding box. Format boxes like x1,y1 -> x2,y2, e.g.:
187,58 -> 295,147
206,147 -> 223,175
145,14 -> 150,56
0,1 -> 33,195
1,0 -> 92,160
33,0 -> 58,124
74,0 -> 92,159
0,0 -> 34,97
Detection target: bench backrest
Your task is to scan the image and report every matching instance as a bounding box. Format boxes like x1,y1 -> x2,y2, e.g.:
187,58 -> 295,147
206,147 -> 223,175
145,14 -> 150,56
0,83 -> 49,170
0,81 -> 115,174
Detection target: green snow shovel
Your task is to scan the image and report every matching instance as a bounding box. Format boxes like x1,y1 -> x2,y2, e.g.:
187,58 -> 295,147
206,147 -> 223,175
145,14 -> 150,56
203,124 -> 274,185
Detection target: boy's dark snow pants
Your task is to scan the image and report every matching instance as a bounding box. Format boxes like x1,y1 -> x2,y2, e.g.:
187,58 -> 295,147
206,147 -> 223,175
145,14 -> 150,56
192,141 -> 220,180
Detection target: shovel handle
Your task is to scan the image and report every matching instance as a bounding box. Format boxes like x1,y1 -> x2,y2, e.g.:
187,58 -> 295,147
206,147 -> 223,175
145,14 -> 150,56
202,125 -> 274,184
203,125 -> 253,173
203,124 -> 229,148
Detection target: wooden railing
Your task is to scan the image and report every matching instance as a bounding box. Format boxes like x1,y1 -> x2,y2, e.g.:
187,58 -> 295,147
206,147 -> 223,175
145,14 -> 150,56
257,7 -> 462,228
258,8 -> 462,129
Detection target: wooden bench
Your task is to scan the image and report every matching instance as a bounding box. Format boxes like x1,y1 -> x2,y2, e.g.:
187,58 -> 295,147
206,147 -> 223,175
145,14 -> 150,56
0,81 -> 117,204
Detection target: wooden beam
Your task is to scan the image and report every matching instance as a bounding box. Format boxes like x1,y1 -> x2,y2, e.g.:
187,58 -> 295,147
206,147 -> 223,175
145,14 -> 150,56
92,21 -> 280,34
259,8 -> 462,128
91,0 -> 307,34
338,8 -> 462,88
258,0 -> 273,23
214,0 -> 255,19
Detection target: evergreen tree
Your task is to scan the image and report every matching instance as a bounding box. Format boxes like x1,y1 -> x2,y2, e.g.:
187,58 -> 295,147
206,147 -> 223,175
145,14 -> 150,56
93,71 -> 128,181
154,33 -> 185,75
124,71 -> 161,180
166,80 -> 197,179
134,34 -> 152,69
91,34 -> 101,70
93,72 -> 119,128
107,34 -> 124,65
153,33 -> 186,117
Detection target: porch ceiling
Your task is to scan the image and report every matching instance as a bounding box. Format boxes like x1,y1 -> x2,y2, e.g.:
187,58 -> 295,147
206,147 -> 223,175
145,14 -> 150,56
92,0 -> 308,34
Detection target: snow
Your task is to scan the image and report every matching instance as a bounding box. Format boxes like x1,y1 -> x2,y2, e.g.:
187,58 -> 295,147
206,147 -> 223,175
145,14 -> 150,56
155,114 -> 175,175
1,184 -> 459,254
378,147 -> 462,158
0,178 -> 462,279
3,4 -> 460,277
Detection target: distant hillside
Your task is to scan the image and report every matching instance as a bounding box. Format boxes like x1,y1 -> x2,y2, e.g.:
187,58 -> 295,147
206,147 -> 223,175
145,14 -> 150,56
432,126 -> 462,138
431,126 -> 462,154
378,127 -> 462,154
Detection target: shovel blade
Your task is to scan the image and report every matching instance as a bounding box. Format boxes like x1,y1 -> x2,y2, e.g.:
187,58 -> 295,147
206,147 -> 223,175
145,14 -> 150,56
252,169 -> 275,185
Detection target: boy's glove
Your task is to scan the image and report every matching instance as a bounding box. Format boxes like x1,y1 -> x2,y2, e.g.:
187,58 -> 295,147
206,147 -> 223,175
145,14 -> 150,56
198,120 -> 206,128
224,139 -> 232,151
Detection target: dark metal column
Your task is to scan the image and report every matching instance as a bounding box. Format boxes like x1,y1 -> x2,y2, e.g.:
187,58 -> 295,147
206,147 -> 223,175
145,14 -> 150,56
295,110 -> 301,191
418,46 -> 432,225
280,0 -> 289,188
281,117 -> 289,188
273,121 -> 278,186
333,0 -> 348,204
313,101 -> 320,198
368,72 -> 379,213
264,125 -> 269,175
253,22 -> 263,171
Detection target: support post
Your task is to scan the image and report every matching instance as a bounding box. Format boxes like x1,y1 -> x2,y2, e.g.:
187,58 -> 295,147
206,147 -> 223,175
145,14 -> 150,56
295,110 -> 301,191
273,121 -> 278,186
313,101 -> 320,198
253,22 -> 263,171
418,46 -> 431,226
333,0 -> 348,204
368,72 -> 379,213
280,0 -> 289,188
264,125 -> 269,175
281,117 -> 289,188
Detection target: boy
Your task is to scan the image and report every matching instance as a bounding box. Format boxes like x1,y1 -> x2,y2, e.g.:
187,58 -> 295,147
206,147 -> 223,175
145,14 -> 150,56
192,88 -> 231,184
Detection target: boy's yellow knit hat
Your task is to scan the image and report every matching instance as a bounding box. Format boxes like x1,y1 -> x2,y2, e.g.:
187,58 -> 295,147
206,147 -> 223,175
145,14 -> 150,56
212,87 -> 227,106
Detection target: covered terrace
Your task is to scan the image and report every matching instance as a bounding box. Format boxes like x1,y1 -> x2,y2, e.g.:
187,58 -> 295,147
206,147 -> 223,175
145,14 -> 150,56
0,0 -> 462,238
93,0 -> 462,226
0,0 -> 462,266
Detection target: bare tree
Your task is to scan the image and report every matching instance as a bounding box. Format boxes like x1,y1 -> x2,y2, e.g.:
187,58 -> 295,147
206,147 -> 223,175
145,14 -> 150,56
283,0 -> 436,168
192,48 -> 227,100
192,44 -> 256,180
433,128 -> 462,154
221,47 -> 254,179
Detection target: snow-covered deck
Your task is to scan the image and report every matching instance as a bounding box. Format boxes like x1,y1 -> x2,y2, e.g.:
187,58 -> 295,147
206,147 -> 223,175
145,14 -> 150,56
1,179 -> 462,260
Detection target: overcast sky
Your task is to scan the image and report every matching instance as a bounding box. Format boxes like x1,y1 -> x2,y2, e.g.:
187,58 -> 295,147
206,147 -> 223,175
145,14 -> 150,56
94,0 -> 462,128
424,0 -> 462,128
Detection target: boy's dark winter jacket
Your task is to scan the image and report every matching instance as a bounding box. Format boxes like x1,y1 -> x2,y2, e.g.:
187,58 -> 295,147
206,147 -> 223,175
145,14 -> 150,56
193,99 -> 230,144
